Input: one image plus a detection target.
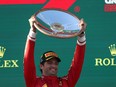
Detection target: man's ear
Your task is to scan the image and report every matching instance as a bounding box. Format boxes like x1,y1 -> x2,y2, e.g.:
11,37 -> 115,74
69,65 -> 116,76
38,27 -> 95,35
40,64 -> 43,69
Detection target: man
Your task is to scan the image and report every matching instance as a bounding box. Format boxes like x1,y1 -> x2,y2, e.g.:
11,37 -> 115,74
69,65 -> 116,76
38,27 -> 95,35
24,16 -> 86,87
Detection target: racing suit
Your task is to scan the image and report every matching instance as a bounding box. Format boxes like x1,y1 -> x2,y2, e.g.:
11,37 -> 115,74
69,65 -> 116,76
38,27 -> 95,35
24,30 -> 86,87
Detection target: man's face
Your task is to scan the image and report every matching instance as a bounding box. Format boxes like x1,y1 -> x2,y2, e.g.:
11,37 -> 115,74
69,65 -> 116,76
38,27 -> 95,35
40,58 -> 59,76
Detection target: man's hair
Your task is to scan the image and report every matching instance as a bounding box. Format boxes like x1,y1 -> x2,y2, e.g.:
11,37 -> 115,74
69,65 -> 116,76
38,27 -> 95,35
40,62 -> 45,73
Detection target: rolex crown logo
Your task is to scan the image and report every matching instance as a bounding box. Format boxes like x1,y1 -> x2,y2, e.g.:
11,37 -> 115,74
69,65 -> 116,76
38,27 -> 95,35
109,44 -> 116,56
0,46 -> 6,58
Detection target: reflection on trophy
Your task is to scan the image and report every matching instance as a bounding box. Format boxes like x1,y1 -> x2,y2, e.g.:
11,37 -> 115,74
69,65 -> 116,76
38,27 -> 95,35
33,9 -> 85,38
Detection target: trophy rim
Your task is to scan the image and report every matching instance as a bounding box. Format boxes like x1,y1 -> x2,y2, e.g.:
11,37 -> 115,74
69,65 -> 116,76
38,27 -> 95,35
33,8 -> 84,38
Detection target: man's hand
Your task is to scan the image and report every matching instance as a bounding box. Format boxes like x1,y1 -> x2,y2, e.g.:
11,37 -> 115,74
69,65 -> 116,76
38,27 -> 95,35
78,19 -> 87,37
29,16 -> 36,33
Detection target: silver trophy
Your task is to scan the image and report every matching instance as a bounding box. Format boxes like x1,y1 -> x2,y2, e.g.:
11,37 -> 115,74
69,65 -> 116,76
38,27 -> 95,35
33,9 -> 84,38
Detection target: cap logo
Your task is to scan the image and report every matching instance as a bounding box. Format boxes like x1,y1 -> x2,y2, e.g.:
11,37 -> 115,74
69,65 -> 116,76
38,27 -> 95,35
45,52 -> 58,58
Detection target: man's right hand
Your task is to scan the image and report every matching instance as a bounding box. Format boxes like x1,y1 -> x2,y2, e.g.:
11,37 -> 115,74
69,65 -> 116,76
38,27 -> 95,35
29,16 -> 36,33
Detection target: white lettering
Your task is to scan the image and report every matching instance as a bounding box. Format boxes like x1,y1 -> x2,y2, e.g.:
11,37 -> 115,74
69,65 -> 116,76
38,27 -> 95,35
105,0 -> 116,4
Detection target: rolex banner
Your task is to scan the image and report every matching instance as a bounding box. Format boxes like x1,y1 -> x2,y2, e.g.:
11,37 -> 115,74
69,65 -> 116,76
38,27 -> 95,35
0,0 -> 116,87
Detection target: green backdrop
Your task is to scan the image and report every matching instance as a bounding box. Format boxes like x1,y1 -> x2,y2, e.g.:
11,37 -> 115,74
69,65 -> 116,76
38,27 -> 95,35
0,0 -> 116,87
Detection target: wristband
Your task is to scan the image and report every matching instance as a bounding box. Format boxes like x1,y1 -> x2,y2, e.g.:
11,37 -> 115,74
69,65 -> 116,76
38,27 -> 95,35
77,35 -> 86,45
28,29 -> 37,41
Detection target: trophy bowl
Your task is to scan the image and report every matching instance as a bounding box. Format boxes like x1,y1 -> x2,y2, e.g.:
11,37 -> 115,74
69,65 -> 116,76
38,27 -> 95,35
33,9 -> 84,38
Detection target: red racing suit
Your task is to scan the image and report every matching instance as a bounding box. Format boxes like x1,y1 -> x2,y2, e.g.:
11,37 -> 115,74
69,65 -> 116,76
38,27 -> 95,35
24,30 -> 86,87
